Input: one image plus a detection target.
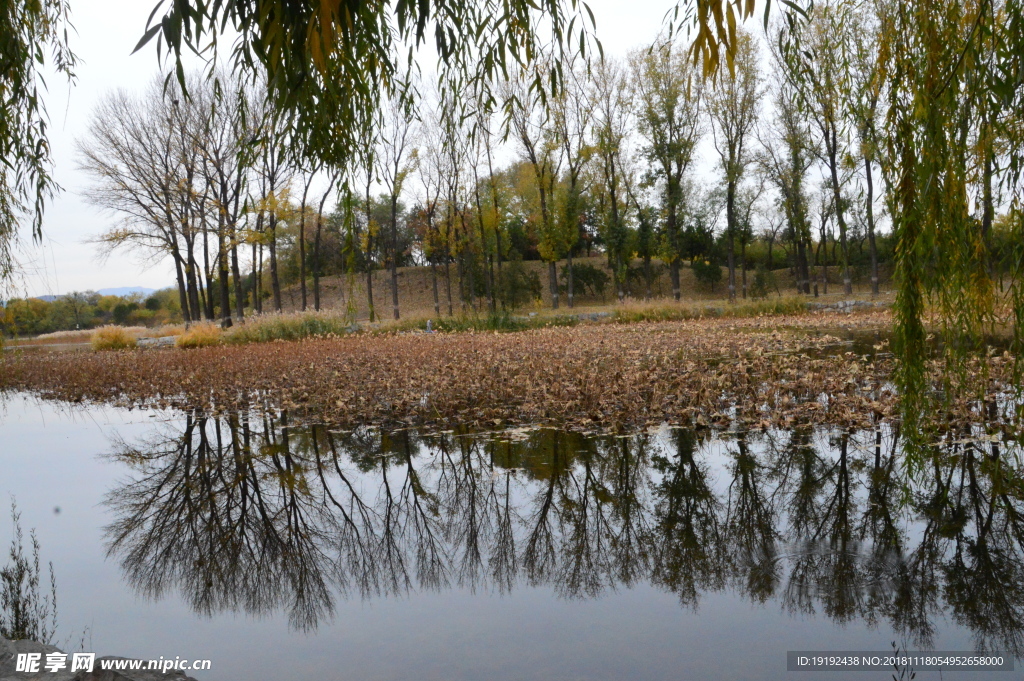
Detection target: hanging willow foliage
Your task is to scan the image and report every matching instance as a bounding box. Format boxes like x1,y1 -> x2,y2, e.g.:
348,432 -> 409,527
685,0 -> 1024,447
876,0 -> 1023,453
0,0 -> 77,285
138,0 -> 600,171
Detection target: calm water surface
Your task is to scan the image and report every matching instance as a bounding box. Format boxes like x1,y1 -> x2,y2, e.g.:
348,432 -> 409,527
1,392 -> 1021,680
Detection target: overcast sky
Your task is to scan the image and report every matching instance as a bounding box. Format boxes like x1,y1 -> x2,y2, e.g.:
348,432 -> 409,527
15,0 -> 728,299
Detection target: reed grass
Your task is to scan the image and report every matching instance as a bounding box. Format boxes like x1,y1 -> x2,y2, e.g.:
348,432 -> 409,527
90,325 -> 138,351
225,312 -> 355,344
612,296 -> 808,323
375,311 -> 580,335
176,323 -> 223,349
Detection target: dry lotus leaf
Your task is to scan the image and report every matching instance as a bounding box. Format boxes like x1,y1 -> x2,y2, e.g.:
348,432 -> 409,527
0,310 -> 1014,433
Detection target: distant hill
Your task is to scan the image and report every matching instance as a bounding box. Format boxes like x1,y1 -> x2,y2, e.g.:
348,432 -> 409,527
96,287 -> 158,298
16,287 -> 159,302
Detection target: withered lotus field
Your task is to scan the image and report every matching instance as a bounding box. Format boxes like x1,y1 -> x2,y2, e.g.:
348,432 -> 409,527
0,310 -> 1014,432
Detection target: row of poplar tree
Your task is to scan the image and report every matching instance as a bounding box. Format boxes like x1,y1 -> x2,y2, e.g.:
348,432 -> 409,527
78,0 -> 1010,324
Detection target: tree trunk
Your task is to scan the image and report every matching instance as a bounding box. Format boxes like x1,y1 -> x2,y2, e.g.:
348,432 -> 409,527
231,240 -> 244,321
269,213 -> 282,312
740,240 -> 747,299
817,235 -> 828,296
809,232 -> 819,298
981,117 -> 995,280
184,231 -> 202,321
616,252 -> 625,302
391,195 -> 400,320
197,272 -> 209,321
795,229 -> 810,294
366,267 -> 375,323
828,132 -> 852,295
202,227 -> 215,320
566,251 -> 575,308
726,181 -> 737,303
864,155 -> 879,297
644,254 -> 652,299
667,179 -> 681,301
473,179 -> 495,313
457,251 -> 467,313
365,182 -> 375,322
313,212 -> 323,311
431,261 -> 440,316
253,241 -> 262,314
487,254 -> 496,312
444,256 -> 453,316
218,229 -> 233,328
467,254 -> 475,312
548,261 -> 559,309
173,254 -> 191,324
299,200 -> 308,312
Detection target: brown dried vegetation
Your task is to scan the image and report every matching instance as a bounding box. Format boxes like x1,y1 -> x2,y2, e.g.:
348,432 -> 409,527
0,311 -> 1014,432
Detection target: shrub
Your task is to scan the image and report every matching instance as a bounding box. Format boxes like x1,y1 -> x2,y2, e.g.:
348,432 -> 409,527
750,264 -> 777,300
613,302 -> 701,323
176,323 -> 222,349
496,261 -> 542,310
624,263 -> 665,298
1,502 -> 58,644
434,311 -> 579,333
432,311 -> 528,333
732,297 -> 807,317
91,325 -> 137,351
692,259 -> 723,291
560,263 -> 610,298
112,301 -> 140,325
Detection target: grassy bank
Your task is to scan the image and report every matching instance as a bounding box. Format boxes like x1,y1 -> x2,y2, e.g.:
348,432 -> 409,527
610,296 -> 812,323
211,294 -> 858,343
171,295 -> 836,346
201,298 -> 809,346
3,290 -> 893,354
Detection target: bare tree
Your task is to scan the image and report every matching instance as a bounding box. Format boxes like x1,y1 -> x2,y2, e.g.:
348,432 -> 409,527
251,100 -> 292,314
782,3 -> 857,295
757,71 -> 814,295
630,39 -> 705,302
378,91 -> 419,320
551,57 -> 595,308
197,76 -> 254,326
79,79 -> 204,323
417,111 -> 447,317
590,56 -> 634,302
707,29 -> 764,303
504,68 -> 565,309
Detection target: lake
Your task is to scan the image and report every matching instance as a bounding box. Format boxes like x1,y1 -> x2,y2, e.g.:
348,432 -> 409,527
1,391 -> 1020,680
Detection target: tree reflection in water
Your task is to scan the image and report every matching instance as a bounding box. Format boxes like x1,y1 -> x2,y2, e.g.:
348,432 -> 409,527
103,413 -> 1024,656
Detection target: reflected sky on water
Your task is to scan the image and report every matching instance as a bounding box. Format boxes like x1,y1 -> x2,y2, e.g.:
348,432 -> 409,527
1,392 -> 1022,680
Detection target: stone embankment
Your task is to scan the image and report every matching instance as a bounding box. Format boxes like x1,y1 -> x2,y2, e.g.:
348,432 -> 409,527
807,300 -> 889,313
